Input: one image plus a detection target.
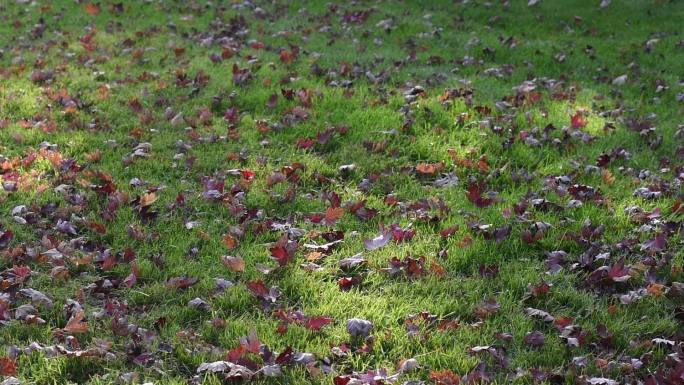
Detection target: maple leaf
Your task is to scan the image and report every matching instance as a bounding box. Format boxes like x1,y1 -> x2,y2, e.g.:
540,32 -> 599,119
270,234 -> 298,266
0,228 -> 13,249
221,255 -> 245,272
571,111 -> 588,129
430,261 -> 446,278
364,231 -> 392,250
474,298 -> 500,319
246,280 -> 268,298
324,206 -> 345,225
304,316 -> 333,331
12,265 -> 32,280
85,149 -> 102,162
296,137 -> 315,149
223,234 -> 239,250
346,318 -> 373,338
166,276 -> 199,289
440,226 -> 459,238
224,107 -> 239,123
83,2 -> 101,16
240,169 -> 255,180
347,200 -> 378,221
0,357 -> 17,376
280,49 -> 297,64
63,310 -> 89,334
641,233 -> 666,252
246,281 -> 280,303
601,169 -> 615,185
337,276 -> 362,291
430,369 -> 461,385
607,261 -> 631,282
415,162 -> 444,175
673,199 -> 684,214
390,223 -> 416,243
525,307 -> 555,322
524,331 -> 545,348
123,262 -> 139,288
466,182 -> 495,208
240,329 -> 261,354
267,93 -> 278,109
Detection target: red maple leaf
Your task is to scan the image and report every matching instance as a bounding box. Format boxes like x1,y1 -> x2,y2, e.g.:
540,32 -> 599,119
571,111 -> 588,129
466,182 -> 495,208
0,357 -> 17,376
305,316 -> 333,331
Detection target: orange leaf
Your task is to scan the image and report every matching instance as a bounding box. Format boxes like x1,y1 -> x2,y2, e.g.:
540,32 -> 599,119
196,229 -> 210,240
97,84 -> 110,100
458,235 -> 473,248
429,369 -> 460,385
220,255 -> 245,272
85,149 -> 102,162
325,207 -> 344,224
415,162 -> 444,175
306,251 -> 324,261
280,50 -> 296,64
87,220 -> 107,235
223,234 -> 238,250
673,198 -> 684,214
128,127 -> 144,138
476,156 -> 490,173
84,3 -> 100,16
0,357 -> 17,376
601,169 -> 615,185
647,283 -> 666,297
63,311 -> 89,334
595,358 -> 609,369
429,261 -> 446,278
607,305 -> 619,315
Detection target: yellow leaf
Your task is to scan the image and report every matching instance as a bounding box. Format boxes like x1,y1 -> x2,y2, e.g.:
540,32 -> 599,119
601,169 -> 615,185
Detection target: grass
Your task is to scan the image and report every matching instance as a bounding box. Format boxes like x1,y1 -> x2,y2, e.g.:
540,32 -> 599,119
1,0 -> 683,384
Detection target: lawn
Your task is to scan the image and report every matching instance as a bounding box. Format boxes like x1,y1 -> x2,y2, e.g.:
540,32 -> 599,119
1,0 -> 683,384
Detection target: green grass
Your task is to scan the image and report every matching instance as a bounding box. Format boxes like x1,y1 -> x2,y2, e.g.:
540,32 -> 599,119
1,0 -> 683,384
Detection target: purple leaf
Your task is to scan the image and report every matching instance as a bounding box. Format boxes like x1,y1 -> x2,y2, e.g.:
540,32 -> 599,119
641,233 -> 667,252
524,331 -> 545,348
364,231 -> 391,251
346,318 -> 373,338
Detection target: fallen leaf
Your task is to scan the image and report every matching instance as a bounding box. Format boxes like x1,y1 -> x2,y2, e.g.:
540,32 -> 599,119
221,255 -> 245,272
84,2 -> 100,16
0,357 -> 17,376
63,310 -> 89,334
